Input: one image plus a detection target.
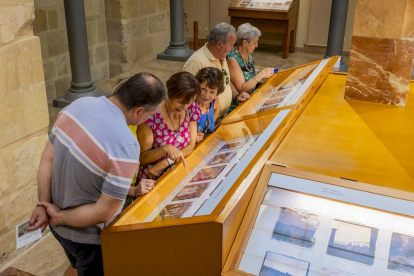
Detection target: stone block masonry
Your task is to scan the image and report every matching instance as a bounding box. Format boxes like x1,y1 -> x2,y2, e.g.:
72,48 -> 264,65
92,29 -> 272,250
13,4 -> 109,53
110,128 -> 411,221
105,0 -> 171,77
33,0 -> 110,104
0,0 -> 49,267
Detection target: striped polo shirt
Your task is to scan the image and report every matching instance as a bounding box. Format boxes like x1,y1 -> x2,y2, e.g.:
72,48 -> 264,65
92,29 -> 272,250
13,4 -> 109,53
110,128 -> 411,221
49,96 -> 139,245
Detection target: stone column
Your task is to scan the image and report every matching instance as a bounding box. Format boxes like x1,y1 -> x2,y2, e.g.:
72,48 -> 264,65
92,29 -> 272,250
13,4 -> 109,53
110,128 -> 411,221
0,0 -> 49,264
345,0 -> 414,106
325,0 -> 349,72
53,0 -> 108,108
157,0 -> 194,61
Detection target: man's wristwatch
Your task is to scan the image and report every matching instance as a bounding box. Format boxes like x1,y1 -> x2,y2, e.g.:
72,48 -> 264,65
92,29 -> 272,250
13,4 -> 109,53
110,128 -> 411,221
234,93 -> 241,102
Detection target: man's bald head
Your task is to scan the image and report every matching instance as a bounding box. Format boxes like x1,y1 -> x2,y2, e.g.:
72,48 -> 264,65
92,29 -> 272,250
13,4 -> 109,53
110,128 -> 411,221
114,72 -> 168,112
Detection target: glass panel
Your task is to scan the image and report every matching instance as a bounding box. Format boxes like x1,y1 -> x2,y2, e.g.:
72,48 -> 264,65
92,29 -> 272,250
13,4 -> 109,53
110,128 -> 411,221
250,60 -> 329,115
143,135 -> 258,222
114,110 -> 291,226
142,109 -> 290,221
226,57 -> 334,123
238,175 -> 414,276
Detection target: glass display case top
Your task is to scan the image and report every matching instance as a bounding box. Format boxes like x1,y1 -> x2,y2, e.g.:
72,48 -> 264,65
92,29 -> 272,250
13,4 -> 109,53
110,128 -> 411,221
223,57 -> 335,124
113,110 -> 292,227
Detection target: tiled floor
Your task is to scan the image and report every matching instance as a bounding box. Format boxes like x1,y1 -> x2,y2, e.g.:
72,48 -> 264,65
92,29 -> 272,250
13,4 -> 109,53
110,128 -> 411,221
1,48 -> 336,276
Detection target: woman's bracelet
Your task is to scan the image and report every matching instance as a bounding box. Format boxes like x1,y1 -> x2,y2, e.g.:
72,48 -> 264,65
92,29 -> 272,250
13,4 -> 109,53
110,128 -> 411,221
254,76 -> 259,82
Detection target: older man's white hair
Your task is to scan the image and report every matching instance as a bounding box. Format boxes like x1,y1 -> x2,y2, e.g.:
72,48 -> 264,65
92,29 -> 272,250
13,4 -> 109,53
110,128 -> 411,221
208,22 -> 236,45
236,23 -> 262,45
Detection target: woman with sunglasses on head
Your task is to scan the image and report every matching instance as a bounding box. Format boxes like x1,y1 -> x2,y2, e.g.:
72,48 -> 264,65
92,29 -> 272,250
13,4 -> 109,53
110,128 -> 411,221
194,67 -> 225,143
136,72 -> 201,181
227,23 -> 275,113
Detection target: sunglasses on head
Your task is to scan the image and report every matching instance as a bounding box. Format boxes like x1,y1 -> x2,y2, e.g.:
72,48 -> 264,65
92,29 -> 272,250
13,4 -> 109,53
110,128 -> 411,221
221,69 -> 230,85
203,118 -> 213,135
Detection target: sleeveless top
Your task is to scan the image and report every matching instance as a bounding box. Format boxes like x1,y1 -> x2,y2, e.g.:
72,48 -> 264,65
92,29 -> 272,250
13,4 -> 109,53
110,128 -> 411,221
137,102 -> 201,182
197,99 -> 215,132
227,46 -> 261,112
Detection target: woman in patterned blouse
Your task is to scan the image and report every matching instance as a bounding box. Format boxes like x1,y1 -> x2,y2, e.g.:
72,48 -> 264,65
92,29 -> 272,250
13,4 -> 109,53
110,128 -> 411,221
137,72 -> 201,181
227,23 -> 275,112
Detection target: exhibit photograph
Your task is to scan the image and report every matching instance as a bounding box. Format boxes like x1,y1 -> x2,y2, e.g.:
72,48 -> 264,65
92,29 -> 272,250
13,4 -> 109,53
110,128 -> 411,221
259,251 -> 310,276
272,208 -> 320,249
326,220 -> 378,266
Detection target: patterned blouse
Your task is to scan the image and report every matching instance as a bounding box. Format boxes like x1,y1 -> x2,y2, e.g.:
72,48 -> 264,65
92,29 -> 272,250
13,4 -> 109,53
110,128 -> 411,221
137,102 -> 201,182
227,46 -> 261,112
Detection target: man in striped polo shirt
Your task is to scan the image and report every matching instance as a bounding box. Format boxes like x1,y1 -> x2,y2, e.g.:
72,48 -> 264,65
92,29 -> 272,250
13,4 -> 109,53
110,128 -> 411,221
27,73 -> 167,275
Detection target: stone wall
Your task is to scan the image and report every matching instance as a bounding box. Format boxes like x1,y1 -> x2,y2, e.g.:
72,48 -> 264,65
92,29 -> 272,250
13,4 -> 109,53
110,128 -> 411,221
0,0 -> 49,266
33,0 -> 109,104
105,0 -> 171,77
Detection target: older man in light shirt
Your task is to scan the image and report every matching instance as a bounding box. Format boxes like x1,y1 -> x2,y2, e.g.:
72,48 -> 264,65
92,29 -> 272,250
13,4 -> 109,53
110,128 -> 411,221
183,22 -> 250,118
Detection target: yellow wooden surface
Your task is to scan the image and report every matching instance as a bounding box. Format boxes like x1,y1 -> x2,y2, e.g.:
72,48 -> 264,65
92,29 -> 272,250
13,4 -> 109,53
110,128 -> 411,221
270,73 -> 414,190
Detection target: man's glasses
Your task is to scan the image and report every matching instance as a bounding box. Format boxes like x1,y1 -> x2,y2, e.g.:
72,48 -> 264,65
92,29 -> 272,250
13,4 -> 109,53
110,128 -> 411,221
222,69 -> 230,85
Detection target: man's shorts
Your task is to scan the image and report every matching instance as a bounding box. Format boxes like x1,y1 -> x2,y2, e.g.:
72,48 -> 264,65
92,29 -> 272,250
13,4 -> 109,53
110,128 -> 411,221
50,227 -> 104,276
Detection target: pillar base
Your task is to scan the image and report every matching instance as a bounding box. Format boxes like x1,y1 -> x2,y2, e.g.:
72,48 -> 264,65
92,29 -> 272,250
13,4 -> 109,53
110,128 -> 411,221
53,86 -> 110,108
157,45 -> 194,62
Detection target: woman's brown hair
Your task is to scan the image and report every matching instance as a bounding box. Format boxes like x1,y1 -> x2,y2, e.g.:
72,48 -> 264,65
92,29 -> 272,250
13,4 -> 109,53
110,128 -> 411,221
166,72 -> 201,104
195,67 -> 225,95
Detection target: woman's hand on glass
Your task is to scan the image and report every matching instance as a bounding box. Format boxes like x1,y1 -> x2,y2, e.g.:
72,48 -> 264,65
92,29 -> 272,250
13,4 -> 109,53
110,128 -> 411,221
162,144 -> 187,167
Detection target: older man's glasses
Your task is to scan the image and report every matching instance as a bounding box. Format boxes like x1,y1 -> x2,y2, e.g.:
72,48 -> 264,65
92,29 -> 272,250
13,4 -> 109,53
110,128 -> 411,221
221,69 -> 230,85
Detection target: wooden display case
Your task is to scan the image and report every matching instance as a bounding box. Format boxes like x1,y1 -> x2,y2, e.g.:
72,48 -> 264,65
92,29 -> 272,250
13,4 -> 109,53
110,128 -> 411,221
100,61 -> 414,275
101,109 -> 298,276
221,56 -> 339,125
223,164 -> 414,276
228,0 -> 299,58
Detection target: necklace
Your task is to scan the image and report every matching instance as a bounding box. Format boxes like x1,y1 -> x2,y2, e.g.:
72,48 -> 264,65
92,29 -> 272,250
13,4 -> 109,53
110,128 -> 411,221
197,102 -> 211,132
165,103 -> 182,143
237,47 -> 255,75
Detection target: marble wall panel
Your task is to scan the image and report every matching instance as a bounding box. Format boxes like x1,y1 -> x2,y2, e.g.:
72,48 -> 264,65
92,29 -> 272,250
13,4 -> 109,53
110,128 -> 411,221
402,0 -> 414,38
353,0 -> 407,39
345,36 -> 414,106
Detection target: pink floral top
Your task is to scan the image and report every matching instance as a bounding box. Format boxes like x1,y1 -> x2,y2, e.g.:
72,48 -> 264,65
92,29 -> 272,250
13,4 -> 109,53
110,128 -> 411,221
137,103 -> 201,182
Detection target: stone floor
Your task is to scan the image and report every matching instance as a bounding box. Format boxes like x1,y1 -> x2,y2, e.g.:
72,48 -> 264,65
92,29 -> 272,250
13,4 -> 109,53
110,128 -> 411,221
0,48 -> 337,276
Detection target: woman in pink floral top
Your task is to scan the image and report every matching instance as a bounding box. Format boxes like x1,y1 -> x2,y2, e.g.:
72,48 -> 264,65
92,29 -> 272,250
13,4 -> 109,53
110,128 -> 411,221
137,72 -> 201,181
